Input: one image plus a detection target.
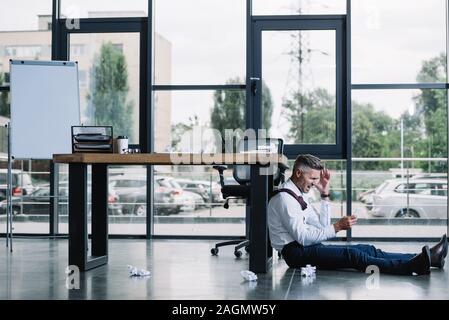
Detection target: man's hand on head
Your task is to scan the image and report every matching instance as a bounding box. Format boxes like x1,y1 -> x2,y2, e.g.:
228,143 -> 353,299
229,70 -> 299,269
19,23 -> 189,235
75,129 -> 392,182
315,168 -> 331,195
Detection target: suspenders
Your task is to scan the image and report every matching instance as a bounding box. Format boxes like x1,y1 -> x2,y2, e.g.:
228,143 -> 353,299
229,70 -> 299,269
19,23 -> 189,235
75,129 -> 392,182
271,188 -> 308,210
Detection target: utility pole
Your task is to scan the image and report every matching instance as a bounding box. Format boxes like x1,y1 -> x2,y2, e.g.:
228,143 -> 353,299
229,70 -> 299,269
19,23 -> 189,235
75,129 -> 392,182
288,0 -> 309,142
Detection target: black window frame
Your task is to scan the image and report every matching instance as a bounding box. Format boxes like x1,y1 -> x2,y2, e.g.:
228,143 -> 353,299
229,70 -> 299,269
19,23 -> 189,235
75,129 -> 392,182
250,15 -> 348,159
56,17 -> 149,150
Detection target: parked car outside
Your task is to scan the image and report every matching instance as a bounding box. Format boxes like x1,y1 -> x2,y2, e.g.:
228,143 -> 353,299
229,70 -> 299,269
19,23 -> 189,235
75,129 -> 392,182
368,178 -> 447,219
156,176 -> 198,211
109,174 -> 146,197
358,177 -> 403,211
0,169 -> 35,201
196,180 -> 224,203
117,178 -> 181,216
109,174 -> 199,215
358,188 -> 376,210
0,186 -> 68,216
0,183 -> 122,216
176,178 -> 210,202
182,190 -> 205,210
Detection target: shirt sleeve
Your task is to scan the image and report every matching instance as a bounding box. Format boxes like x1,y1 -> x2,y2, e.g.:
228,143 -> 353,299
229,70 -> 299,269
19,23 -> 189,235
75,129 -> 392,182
318,200 -> 332,227
278,196 -> 336,246
306,199 -> 332,229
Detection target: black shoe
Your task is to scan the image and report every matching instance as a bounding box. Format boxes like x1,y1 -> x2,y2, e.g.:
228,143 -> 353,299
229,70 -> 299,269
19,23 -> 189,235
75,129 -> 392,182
409,245 -> 431,275
430,234 -> 447,269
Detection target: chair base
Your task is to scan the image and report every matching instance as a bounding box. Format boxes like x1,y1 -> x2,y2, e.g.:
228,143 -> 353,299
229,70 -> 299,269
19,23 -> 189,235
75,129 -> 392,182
211,239 -> 250,258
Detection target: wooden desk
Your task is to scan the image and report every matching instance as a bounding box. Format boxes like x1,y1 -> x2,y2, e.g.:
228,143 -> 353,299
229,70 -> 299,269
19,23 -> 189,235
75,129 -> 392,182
53,153 -> 284,273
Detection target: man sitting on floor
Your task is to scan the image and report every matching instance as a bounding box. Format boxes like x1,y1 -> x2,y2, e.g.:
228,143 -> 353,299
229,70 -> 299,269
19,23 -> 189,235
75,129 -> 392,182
267,154 -> 448,276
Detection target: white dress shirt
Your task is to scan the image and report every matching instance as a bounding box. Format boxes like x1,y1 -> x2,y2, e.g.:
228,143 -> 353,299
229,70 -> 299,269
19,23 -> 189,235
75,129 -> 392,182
268,178 -> 336,251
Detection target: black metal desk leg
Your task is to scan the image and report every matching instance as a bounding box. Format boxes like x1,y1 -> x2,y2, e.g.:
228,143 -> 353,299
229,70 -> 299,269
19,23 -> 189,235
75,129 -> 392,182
68,163 -> 88,271
249,165 -> 268,273
92,164 -> 108,258
267,174 -> 274,259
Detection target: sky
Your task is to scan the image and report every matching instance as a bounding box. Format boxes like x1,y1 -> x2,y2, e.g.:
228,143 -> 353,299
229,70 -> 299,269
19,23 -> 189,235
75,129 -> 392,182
0,0 -> 447,136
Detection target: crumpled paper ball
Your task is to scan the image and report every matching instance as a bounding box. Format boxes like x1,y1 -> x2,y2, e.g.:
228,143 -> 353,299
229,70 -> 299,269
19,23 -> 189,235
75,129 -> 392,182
127,265 -> 151,277
241,270 -> 258,281
300,264 -> 316,277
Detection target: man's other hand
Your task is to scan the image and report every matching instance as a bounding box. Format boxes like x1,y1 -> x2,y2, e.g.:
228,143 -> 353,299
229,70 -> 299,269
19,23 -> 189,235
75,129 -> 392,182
333,215 -> 358,233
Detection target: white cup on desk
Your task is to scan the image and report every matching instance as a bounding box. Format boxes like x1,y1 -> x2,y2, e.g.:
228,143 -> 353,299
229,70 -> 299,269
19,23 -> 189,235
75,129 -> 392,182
115,136 -> 128,154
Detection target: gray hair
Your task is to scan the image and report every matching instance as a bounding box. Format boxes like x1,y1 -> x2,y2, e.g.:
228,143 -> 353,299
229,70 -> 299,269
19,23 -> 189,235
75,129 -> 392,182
293,154 -> 324,173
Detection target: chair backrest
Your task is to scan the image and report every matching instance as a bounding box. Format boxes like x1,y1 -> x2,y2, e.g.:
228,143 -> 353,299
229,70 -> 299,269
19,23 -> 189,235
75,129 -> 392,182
233,138 -> 284,185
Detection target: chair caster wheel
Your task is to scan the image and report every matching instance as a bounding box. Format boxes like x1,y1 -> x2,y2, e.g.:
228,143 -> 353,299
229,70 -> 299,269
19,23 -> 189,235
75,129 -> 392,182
245,245 -> 250,253
211,248 -> 219,256
234,250 -> 242,258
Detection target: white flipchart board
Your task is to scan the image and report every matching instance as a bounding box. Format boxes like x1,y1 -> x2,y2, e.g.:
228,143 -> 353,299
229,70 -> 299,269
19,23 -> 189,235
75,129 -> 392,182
10,60 -> 81,159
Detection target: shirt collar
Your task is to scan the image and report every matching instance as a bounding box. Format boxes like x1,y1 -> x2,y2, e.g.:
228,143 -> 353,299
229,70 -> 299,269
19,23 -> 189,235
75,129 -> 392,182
285,178 -> 305,196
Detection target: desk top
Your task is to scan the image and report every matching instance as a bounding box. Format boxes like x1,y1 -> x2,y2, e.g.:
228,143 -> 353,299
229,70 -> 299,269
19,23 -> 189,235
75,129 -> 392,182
53,153 -> 287,165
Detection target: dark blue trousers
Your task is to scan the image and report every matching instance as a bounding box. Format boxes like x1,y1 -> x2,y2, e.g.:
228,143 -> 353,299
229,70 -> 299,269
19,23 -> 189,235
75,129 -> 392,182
281,241 -> 416,275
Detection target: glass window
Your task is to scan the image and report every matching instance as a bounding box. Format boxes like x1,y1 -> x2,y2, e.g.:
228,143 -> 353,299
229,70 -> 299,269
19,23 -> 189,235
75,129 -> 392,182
0,5 -> 48,182
154,89 -> 246,152
61,0 -> 148,18
0,160 -> 51,234
0,1 -> 52,83
108,166 -> 146,235
252,0 -> 346,15
352,89 -> 447,161
58,165 -> 147,235
0,0 -> 52,32
352,88 -> 447,237
153,165 -> 244,236
351,0 -> 446,84
153,159 -> 345,237
69,33 -> 140,144
152,87 -> 250,237
153,0 -> 245,85
262,30 -> 337,144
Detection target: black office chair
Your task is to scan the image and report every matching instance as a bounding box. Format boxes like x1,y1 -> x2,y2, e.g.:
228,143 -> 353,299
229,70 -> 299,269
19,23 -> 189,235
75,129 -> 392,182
210,137 -> 288,257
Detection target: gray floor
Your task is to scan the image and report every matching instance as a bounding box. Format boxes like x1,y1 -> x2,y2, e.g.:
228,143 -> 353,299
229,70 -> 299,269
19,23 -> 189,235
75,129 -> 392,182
1,238 -> 449,300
